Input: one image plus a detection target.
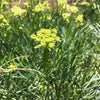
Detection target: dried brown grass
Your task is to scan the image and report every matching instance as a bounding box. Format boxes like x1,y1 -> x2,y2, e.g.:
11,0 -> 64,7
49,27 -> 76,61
10,0 -> 78,8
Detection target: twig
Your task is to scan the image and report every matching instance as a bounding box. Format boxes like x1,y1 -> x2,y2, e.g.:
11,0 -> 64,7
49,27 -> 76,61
0,68 -> 45,77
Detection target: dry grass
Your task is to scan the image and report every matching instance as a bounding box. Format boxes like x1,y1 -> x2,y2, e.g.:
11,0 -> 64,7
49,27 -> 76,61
10,0 -> 78,8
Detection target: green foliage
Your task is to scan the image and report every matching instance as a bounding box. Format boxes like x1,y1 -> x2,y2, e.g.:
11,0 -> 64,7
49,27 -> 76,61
78,0 -> 100,23
0,0 -> 100,99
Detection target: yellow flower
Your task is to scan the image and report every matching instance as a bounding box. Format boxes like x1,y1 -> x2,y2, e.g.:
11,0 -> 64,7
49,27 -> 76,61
56,0 -> 67,12
48,37 -> 54,42
2,19 -> 7,24
76,14 -> 83,23
52,29 -> 57,33
34,3 -> 44,12
55,37 -> 60,42
41,41 -> 46,47
0,23 -> 4,27
39,85 -> 43,89
51,34 -> 56,38
0,15 -> 4,21
0,15 -> 9,27
34,1 -> 50,13
43,1 -> 48,6
76,14 -> 84,27
22,24 -> 24,27
8,64 -> 17,69
19,27 -> 23,30
11,6 -> 27,16
30,34 -> 36,39
47,16 -> 51,20
24,2 -> 29,7
70,6 -> 78,13
48,43 -> 55,48
4,33 -> 7,37
80,2 -> 90,6
56,0 -> 67,6
62,13 -> 71,22
2,1 -> 8,6
66,4 -> 71,11
56,48 -> 58,52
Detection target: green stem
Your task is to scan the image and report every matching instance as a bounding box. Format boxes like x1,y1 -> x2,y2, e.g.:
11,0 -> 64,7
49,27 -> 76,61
43,48 -> 50,100
44,48 -> 49,71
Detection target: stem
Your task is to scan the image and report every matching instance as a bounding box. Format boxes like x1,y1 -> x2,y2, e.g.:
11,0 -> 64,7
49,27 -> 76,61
44,48 -> 49,71
43,48 -> 50,100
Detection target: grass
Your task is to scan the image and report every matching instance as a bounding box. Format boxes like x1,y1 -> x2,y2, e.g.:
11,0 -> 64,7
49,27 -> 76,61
0,0 -> 100,99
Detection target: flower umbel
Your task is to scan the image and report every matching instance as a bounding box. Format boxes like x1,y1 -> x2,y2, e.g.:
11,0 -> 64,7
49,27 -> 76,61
0,14 -> 9,28
76,14 -> 84,27
76,14 -> 83,23
70,6 -> 78,13
31,29 -> 60,49
62,13 -> 71,22
33,1 -> 50,13
11,6 -> 26,16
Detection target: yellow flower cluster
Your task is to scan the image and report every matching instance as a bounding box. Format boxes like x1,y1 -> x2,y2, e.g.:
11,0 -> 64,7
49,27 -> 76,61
8,64 -> 17,69
0,0 -> 8,8
59,3 -> 79,22
56,0 -> 67,6
76,14 -> 84,26
11,6 -> 27,16
76,14 -> 83,23
2,1 -> 8,5
66,4 -> 71,11
24,2 -> 29,7
62,13 -> 70,22
47,16 -> 51,20
0,14 -> 8,27
56,0 -> 78,14
80,2 -> 90,6
56,0 -> 67,12
34,1 -> 50,13
56,0 -> 84,26
0,15 -> 4,20
0,0 -> 8,13
31,29 -> 60,49
70,6 -> 79,13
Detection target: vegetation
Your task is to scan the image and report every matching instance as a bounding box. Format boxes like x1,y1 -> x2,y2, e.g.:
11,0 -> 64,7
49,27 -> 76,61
0,0 -> 100,99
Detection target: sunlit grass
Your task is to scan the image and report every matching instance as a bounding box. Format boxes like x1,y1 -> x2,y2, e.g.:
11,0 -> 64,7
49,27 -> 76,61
0,0 -> 100,99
